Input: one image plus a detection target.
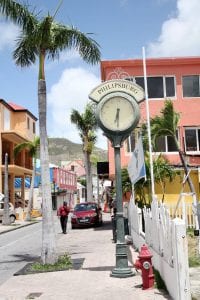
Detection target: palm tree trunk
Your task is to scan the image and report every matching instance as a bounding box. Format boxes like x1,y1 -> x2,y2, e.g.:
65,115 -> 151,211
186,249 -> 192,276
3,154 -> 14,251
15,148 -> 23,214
178,149 -> 196,194
2,153 -> 10,225
84,151 -> 93,201
174,137 -> 199,229
25,157 -> 36,221
178,148 -> 199,229
173,138 -> 196,194
38,79 -> 57,264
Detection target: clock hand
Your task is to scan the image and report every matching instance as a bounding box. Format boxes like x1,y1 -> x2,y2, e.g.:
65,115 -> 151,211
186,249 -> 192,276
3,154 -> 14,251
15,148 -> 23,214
114,108 -> 120,127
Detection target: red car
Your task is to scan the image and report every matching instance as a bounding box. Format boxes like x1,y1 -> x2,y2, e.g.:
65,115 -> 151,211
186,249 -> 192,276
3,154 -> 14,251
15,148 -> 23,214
71,202 -> 103,229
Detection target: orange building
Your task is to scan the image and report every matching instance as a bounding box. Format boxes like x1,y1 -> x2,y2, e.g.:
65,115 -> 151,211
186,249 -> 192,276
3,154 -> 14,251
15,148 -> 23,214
100,57 -> 200,200
0,99 -> 37,206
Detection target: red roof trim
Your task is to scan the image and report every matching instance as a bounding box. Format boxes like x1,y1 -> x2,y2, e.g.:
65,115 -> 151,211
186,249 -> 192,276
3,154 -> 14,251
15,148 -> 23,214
0,100 -> 38,121
8,102 -> 26,111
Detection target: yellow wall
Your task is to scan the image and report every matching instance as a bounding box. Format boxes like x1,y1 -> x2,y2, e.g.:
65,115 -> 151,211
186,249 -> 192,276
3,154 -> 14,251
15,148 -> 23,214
155,170 -> 199,204
0,101 -> 37,204
134,170 -> 200,206
0,103 -> 36,142
12,112 -> 35,141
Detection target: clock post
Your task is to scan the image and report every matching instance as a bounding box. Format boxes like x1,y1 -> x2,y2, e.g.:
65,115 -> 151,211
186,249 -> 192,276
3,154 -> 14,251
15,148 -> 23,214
89,79 -> 144,278
111,138 -> 133,277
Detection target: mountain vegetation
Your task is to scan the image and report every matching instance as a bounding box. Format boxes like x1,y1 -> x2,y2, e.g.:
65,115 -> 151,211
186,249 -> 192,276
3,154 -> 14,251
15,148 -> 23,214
48,138 -> 107,165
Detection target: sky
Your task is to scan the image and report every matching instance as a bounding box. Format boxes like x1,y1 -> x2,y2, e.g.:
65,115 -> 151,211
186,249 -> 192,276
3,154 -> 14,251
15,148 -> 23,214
1,0 -> 200,149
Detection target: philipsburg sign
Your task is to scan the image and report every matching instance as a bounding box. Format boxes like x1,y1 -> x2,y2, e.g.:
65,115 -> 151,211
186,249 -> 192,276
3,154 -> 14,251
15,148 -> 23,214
89,79 -> 145,103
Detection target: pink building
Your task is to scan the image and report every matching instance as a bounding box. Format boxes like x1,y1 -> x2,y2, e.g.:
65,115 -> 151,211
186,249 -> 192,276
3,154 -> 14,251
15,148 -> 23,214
63,160 -> 86,178
51,166 -> 77,209
101,57 -> 200,196
53,167 -> 77,192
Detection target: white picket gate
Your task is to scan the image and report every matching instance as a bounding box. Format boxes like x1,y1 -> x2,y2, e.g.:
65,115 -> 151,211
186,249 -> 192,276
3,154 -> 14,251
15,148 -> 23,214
128,197 -> 191,300
166,202 -> 195,229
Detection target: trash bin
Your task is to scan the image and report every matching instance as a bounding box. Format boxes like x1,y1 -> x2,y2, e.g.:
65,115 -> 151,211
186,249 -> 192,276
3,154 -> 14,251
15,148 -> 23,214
111,215 -> 117,243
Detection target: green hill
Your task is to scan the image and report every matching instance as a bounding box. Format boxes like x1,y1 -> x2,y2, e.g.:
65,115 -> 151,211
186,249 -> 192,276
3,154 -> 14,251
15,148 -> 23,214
48,137 -> 107,166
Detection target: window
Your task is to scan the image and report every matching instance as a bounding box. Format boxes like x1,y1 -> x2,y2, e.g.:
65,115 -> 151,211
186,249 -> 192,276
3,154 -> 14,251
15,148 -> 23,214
27,117 -> 30,129
81,188 -> 85,198
125,131 -> 136,153
4,108 -> 10,130
185,128 -> 200,152
33,122 -> 35,134
126,76 -> 175,99
155,133 -> 178,152
182,75 -> 200,97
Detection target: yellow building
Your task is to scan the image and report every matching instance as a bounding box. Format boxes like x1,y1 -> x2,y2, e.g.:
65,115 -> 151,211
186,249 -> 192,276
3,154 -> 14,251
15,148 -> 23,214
0,99 -> 37,207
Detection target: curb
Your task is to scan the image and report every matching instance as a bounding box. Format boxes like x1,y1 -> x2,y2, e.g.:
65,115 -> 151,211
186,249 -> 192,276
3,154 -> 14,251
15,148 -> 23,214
0,220 -> 40,235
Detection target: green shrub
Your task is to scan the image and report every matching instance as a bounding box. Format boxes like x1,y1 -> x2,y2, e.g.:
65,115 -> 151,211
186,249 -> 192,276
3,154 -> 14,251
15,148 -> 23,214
31,253 -> 72,272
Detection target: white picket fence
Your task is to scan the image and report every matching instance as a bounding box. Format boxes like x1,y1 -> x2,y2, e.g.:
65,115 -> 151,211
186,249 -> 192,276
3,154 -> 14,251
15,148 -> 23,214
166,202 -> 195,229
128,197 -> 191,300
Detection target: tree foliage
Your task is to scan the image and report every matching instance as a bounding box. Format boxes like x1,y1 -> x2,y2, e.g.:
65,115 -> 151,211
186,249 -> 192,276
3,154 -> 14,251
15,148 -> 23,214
150,99 -> 195,195
71,103 -> 98,201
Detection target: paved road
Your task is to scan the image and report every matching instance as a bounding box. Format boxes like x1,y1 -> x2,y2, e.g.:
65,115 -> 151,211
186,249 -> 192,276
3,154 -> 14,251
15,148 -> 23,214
0,221 -> 42,285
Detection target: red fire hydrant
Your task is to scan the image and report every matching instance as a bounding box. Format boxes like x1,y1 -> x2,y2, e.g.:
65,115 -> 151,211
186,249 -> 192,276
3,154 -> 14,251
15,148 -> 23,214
134,244 -> 154,289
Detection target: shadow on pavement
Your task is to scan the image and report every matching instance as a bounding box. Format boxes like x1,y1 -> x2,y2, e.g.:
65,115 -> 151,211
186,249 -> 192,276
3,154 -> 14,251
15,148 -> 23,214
0,254 -> 40,264
82,266 -> 113,271
93,220 -> 112,231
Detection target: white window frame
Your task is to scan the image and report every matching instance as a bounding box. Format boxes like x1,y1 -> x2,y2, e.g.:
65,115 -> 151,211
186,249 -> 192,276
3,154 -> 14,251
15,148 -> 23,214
182,75 -> 200,98
126,75 -> 176,100
184,127 -> 200,154
125,130 -> 139,154
155,131 -> 179,154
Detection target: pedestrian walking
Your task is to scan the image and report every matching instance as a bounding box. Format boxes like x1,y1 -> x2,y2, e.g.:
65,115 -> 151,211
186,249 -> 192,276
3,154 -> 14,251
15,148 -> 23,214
57,201 -> 70,234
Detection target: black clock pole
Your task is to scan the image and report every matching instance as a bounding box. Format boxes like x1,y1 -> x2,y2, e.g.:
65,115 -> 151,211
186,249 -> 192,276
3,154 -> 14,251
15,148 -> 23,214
110,144 -> 133,278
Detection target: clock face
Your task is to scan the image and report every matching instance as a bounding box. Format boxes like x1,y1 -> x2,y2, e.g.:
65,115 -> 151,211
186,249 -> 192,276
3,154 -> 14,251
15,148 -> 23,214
99,96 -> 135,131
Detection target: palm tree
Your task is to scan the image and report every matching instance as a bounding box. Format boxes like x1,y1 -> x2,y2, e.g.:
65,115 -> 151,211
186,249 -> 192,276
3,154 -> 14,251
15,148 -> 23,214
0,0 -> 100,264
149,153 -> 177,202
150,100 -> 196,194
71,103 -> 98,201
14,137 -> 40,221
121,153 -> 176,206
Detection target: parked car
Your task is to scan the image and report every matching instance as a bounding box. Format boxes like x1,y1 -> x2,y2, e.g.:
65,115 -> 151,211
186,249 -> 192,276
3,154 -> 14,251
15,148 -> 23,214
0,202 -> 16,223
71,202 -> 102,229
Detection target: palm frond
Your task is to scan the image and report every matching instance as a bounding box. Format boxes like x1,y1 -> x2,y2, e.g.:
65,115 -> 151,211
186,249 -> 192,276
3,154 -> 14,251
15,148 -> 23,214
0,0 -> 37,32
14,136 -> 40,158
13,33 -> 38,66
70,109 -> 85,131
150,100 -> 180,150
51,25 -> 101,65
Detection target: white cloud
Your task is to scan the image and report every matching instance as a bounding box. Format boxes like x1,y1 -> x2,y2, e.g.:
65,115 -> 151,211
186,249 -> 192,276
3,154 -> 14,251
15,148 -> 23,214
147,0 -> 200,57
59,50 -> 80,62
0,22 -> 19,50
47,67 -> 107,149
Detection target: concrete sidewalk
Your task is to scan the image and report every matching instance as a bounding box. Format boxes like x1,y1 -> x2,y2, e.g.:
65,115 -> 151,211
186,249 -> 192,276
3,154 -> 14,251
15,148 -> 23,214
0,213 -> 171,300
